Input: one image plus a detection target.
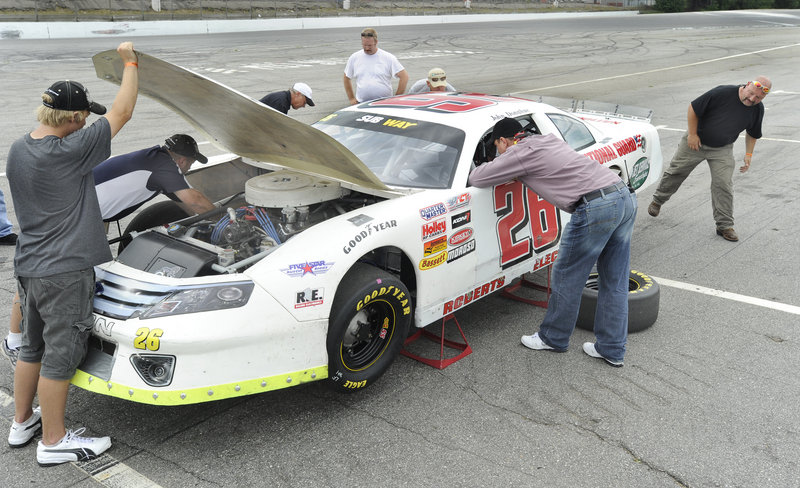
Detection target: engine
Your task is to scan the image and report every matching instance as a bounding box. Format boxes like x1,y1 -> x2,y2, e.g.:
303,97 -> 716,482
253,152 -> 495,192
118,170 -> 381,277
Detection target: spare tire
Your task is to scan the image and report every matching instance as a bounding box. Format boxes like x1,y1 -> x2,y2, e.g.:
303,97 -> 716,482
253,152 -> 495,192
576,270 -> 659,333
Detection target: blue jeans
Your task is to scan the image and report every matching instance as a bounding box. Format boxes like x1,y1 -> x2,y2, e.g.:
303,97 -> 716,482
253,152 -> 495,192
0,189 -> 13,237
538,186 -> 638,362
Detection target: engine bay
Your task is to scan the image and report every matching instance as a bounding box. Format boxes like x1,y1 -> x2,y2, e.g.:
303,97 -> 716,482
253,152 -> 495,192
117,169 -> 383,278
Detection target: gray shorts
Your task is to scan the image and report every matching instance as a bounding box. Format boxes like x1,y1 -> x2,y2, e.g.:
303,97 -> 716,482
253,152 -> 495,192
17,269 -> 96,381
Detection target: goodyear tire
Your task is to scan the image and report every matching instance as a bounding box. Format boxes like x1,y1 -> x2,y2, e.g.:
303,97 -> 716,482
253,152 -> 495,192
576,270 -> 659,333
327,263 -> 412,393
118,201 -> 190,253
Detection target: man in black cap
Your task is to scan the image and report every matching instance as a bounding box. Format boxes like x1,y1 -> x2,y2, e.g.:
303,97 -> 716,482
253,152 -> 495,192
94,134 -> 216,221
6,41 -> 139,466
469,118 -> 637,367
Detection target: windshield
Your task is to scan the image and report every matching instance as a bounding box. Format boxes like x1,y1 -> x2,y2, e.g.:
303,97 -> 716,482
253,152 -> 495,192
314,112 -> 465,189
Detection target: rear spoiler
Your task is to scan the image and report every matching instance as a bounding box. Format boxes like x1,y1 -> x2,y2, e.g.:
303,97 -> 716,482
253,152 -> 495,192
511,94 -> 654,123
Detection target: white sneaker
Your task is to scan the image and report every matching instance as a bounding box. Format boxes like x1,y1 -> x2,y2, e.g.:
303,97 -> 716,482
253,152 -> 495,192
2,338 -> 19,369
36,428 -> 112,466
8,406 -> 42,448
582,342 -> 623,367
521,332 -> 555,351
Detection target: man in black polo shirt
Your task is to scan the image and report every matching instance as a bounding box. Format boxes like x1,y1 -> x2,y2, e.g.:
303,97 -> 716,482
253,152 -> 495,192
258,82 -> 314,114
94,133 -> 216,221
648,76 -> 771,242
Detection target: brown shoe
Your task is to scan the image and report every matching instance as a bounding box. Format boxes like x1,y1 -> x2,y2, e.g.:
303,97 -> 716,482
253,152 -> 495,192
647,201 -> 661,217
716,228 -> 739,242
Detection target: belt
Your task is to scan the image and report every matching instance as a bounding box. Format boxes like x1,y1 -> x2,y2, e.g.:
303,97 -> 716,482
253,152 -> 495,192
579,180 -> 629,205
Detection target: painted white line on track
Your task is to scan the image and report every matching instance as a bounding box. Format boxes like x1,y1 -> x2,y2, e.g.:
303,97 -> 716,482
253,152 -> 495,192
651,276 -> 800,316
517,42 -> 800,93
0,390 -> 162,487
653,126 -> 800,144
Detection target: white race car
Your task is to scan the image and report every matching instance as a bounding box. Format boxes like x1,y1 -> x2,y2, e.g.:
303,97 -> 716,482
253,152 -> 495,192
77,51 -> 663,405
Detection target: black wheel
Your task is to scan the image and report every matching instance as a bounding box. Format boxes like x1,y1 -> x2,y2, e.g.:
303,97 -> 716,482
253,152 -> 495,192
117,201 -> 189,253
327,263 -> 412,393
576,269 -> 660,333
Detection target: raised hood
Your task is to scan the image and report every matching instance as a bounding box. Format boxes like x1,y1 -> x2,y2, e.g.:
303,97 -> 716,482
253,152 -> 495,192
92,50 -> 388,191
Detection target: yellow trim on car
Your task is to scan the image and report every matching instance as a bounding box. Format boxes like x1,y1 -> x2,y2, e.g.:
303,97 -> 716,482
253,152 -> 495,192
71,366 -> 328,405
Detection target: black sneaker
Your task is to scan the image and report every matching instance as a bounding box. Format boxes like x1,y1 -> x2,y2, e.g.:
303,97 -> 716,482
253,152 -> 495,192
0,233 -> 17,245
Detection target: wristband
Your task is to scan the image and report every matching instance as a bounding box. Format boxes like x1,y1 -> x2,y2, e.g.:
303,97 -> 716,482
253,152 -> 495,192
125,62 -> 138,68
745,153 -> 752,156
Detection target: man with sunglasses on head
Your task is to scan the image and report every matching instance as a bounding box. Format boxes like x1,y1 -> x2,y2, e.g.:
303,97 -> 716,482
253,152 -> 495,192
343,28 -> 409,104
407,67 -> 456,94
6,41 -> 138,466
648,76 -> 771,242
469,118 -> 637,368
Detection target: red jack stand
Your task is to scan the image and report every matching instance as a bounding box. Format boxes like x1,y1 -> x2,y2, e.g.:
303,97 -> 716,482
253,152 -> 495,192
401,313 -> 472,369
501,266 -> 552,308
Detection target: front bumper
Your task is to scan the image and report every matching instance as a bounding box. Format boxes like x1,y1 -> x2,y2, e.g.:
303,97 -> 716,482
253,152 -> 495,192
73,266 -> 328,405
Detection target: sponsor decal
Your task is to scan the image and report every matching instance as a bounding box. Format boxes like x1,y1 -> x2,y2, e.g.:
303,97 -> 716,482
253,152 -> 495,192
422,218 -> 447,241
343,220 -> 397,254
584,145 -> 618,164
347,214 -> 373,226
356,286 -> 411,315
355,114 -> 418,129
449,227 -> 473,246
295,287 -> 324,309
446,239 -> 475,263
280,260 -> 334,277
93,315 -> 115,338
629,157 -> 650,190
443,277 -> 506,315
418,251 -> 448,270
378,317 -> 390,339
424,236 -> 448,255
532,250 -> 558,272
420,202 -> 447,221
446,192 -> 471,211
613,136 -> 640,157
451,210 -> 471,229
634,134 -> 646,152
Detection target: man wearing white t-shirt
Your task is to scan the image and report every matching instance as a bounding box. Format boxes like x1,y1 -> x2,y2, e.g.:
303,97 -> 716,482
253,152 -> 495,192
343,28 -> 409,104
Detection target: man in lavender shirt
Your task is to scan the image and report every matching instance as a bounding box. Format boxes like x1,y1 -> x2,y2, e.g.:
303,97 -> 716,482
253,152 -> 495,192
469,118 -> 638,367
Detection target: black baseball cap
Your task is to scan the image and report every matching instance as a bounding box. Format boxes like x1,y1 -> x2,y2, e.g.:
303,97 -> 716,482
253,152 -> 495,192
42,80 -> 107,115
164,134 -> 208,164
488,117 -> 523,144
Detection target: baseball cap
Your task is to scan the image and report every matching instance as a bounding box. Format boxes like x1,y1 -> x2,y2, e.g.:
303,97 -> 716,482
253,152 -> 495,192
42,80 -> 106,115
164,134 -> 208,164
292,82 -> 315,106
488,117 -> 523,144
427,68 -> 447,88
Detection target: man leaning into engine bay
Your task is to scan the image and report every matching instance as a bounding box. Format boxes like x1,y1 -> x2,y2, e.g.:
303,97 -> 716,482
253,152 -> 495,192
94,133 -> 216,221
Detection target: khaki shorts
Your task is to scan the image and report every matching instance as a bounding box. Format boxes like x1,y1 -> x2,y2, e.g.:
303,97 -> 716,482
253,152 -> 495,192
17,269 -> 96,381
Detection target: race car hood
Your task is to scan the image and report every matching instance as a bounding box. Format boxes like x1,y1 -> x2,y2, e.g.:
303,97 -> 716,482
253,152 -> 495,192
92,50 -> 388,191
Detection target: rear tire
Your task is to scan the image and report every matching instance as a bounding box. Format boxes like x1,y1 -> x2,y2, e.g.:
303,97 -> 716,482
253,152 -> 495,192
576,270 -> 659,333
327,263 -> 412,393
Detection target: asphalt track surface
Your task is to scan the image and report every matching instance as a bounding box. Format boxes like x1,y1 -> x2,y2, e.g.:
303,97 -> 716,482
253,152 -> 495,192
1,9 -> 799,488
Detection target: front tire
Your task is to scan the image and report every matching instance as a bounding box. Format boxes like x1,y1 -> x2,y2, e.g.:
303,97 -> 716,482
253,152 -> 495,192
576,270 -> 660,333
327,263 -> 412,393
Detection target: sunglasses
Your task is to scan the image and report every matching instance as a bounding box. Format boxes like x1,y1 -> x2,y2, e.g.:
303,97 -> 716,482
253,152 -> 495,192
750,80 -> 769,94
430,76 -> 446,82
361,32 -> 375,37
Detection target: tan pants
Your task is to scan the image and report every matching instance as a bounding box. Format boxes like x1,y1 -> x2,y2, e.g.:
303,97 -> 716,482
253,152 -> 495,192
652,132 -> 736,230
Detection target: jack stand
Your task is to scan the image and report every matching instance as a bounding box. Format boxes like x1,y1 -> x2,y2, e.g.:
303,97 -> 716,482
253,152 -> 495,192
501,266 -> 552,308
401,313 -> 472,369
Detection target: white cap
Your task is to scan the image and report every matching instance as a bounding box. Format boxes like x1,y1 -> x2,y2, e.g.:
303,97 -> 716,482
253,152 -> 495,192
292,82 -> 314,106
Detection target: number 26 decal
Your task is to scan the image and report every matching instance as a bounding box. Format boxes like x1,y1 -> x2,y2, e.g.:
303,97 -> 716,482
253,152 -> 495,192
134,327 -> 164,351
493,181 -> 561,269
